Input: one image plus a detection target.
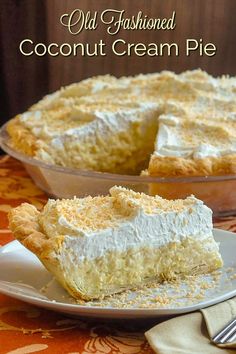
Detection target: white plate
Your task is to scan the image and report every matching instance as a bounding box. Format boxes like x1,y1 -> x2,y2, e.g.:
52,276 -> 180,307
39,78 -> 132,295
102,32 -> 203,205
0,229 -> 236,319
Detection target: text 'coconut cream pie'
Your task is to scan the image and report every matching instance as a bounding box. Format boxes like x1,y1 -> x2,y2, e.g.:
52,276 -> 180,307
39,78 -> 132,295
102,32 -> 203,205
9,187 -> 223,300
6,69 -> 236,177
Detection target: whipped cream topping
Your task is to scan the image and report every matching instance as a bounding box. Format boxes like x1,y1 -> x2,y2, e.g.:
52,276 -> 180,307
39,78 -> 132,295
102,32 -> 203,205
39,186 -> 214,261
155,114 -> 236,159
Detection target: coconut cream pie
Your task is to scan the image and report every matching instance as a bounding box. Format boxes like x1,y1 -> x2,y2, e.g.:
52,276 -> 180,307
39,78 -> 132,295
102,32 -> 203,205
9,186 -> 223,300
6,69 -> 236,177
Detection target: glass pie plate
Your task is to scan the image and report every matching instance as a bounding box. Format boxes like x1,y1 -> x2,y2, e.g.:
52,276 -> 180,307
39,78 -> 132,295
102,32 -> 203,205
1,122 -> 236,216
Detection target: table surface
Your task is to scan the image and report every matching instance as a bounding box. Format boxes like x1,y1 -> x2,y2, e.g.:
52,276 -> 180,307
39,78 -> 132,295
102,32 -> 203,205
0,155 -> 235,354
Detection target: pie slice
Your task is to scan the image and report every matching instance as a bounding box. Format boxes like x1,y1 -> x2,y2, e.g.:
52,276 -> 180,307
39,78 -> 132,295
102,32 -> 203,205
8,186 -> 223,300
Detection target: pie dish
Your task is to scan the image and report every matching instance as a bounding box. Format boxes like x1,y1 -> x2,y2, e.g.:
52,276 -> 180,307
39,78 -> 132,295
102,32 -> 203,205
8,186 -> 223,300
6,69 -> 236,178
1,124 -> 236,216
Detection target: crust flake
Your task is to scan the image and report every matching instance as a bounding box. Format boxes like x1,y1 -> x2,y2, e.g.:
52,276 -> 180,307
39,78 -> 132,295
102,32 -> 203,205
8,203 -> 48,255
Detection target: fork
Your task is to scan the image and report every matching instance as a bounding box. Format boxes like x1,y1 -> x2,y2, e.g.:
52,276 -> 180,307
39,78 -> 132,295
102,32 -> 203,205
212,318 -> 236,344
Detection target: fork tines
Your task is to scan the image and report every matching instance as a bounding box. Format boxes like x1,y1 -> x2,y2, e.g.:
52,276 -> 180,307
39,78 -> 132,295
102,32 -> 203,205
212,318 -> 236,344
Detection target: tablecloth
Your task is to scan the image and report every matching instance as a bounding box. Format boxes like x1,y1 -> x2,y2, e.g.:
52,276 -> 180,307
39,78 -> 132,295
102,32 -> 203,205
0,155 -> 235,354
